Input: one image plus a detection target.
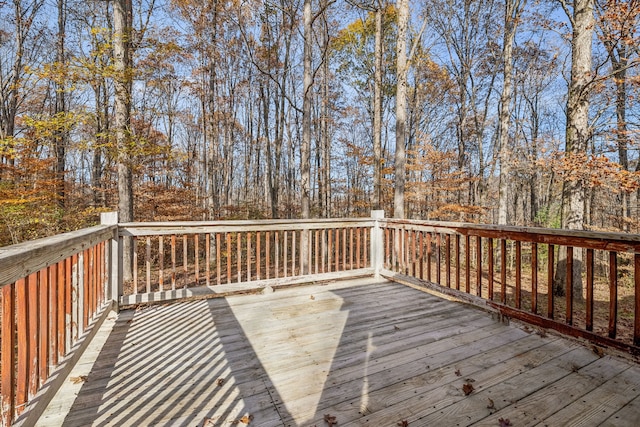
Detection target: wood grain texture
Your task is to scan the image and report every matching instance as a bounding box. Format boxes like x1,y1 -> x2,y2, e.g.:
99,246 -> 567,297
33,278 -> 640,427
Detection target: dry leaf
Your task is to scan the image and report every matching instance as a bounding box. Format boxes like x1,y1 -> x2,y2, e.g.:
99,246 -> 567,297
216,378 -> 225,386
462,382 -> 475,395
202,417 -> 216,426
487,398 -> 495,410
592,345 -> 605,358
70,376 -> 87,384
324,414 -> 337,426
455,369 -> 462,377
239,414 -> 253,424
498,417 -> 513,427
397,420 -> 409,426
394,325 -> 400,330
310,295 -> 315,300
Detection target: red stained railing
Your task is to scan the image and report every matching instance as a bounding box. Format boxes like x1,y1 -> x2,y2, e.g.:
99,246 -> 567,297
0,225 -> 116,426
380,219 -> 640,356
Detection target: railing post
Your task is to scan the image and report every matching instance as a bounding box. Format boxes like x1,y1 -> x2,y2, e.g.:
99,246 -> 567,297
101,212 -> 121,312
371,210 -> 385,278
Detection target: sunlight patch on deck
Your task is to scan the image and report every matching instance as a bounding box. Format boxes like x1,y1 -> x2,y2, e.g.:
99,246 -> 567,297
227,288 -> 349,425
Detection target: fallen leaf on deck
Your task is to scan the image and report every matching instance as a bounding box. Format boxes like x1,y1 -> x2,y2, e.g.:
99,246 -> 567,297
239,414 -> 253,424
310,295 -> 315,300
487,398 -> 495,410
462,382 -> 475,395
216,378 -> 225,386
592,345 -> 605,358
397,420 -> 409,426
498,417 -> 513,427
202,417 -> 216,426
324,414 -> 337,426
70,376 -> 87,384
394,325 -> 400,330
455,369 -> 461,376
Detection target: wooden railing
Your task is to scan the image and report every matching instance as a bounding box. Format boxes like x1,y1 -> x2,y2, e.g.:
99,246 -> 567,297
0,221 -> 117,426
3,212 -> 640,425
379,218 -> 640,356
119,218 -> 377,305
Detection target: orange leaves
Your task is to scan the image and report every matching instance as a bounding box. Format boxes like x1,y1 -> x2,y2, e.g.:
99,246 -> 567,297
540,152 -> 640,193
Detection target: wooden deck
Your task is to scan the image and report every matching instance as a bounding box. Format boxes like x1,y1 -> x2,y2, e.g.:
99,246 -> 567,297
36,278 -> 640,426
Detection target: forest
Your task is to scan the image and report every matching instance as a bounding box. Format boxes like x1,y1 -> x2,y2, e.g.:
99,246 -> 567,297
1,0 -> 639,247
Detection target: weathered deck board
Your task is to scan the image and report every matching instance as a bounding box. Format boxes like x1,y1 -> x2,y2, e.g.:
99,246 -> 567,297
36,277 -> 640,426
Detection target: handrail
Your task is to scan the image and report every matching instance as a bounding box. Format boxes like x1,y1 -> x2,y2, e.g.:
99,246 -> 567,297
0,225 -> 117,287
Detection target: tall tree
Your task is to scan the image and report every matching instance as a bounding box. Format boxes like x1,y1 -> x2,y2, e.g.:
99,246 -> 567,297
497,0 -> 526,225
394,0 -> 409,218
114,0 -> 134,278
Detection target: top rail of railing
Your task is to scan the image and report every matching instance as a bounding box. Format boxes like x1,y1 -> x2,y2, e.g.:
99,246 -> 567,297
0,224 -> 117,287
382,218 -> 640,253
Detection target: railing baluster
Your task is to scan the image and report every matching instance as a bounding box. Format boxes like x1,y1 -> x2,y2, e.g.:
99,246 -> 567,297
351,228 -> 355,270
356,228 -> 361,270
501,239 -> 507,304
57,260 -> 66,359
488,238 -> 494,300
419,231 -> 425,280
205,234 -> 210,287
2,281 -> 15,425
464,235 -> 470,293
266,231 -> 271,280
275,231 -> 280,279
195,234 -> 200,285
283,231 -> 287,277
247,232 -> 252,281
172,235 -> 177,289
65,256 -> 72,353
39,268 -> 49,387
17,277 -> 28,415
445,234 -> 451,287
133,239 -> 138,294
476,236 -> 482,297
28,272 -> 39,401
426,233 -> 432,281
292,230 -> 296,275
315,230 -> 320,274
183,235 -> 188,285
364,228 -> 368,267
566,246 -> 574,326
146,237 -> 151,293
215,233 -> 221,286
50,264 -> 58,366
335,228 -> 340,271
455,235 -> 461,290
586,249 -> 594,331
609,251 -> 617,338
436,233 -> 441,285
531,243 -> 538,314
343,228 -> 347,271
256,232 -> 261,281
634,254 -> 640,346
548,244 -> 554,318
159,236 -> 165,290
413,231 -> 418,278
237,233 -> 242,283
515,241 -> 522,309
384,227 -> 389,270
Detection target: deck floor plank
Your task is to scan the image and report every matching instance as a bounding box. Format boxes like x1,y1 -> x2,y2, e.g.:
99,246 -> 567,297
35,278 -> 640,427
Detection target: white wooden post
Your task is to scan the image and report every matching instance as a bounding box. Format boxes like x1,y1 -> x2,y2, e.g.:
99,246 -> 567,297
371,210 -> 385,278
101,212 -> 120,311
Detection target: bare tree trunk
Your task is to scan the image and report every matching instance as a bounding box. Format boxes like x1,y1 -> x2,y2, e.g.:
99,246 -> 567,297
555,0 -> 594,300
497,0 -> 524,225
54,0 -> 67,208
373,3 -> 383,210
394,0 -> 409,219
114,0 -> 134,280
300,0 -> 313,273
